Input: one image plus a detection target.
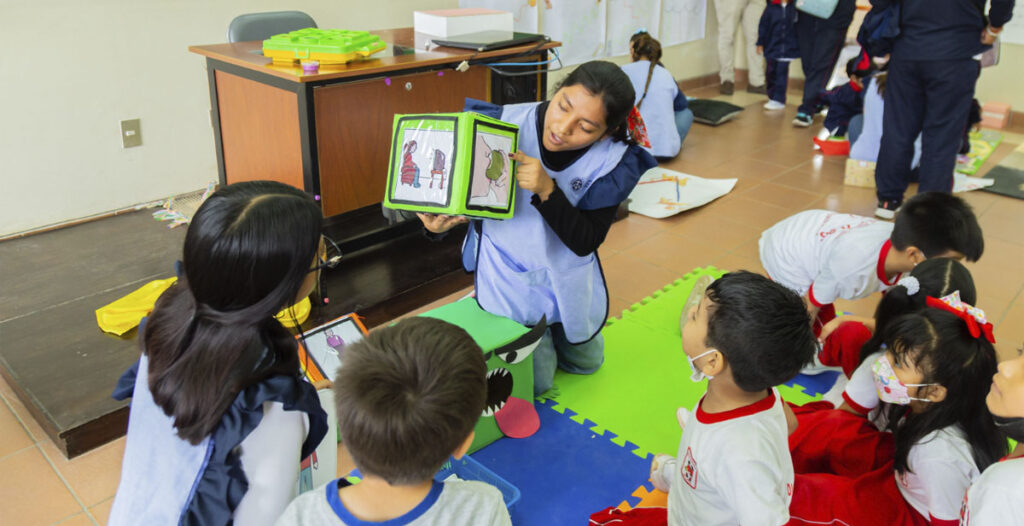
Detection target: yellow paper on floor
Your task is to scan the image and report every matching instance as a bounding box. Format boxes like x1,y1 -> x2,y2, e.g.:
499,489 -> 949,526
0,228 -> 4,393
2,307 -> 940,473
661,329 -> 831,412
96,277 -> 178,335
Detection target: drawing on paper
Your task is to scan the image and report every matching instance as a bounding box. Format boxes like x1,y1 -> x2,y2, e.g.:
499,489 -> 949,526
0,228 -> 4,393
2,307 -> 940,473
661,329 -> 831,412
391,128 -> 455,206
469,132 -> 514,208
300,317 -> 368,381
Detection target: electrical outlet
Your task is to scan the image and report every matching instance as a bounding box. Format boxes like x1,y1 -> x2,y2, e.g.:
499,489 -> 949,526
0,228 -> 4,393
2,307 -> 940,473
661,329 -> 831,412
120,119 -> 142,148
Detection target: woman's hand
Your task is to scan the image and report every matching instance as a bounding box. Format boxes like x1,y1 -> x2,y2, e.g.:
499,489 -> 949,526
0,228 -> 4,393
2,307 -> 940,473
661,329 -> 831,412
417,213 -> 468,234
510,151 -> 556,201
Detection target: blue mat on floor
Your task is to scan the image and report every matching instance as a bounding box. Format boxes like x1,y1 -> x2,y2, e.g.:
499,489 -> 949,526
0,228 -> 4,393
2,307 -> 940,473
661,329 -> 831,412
471,399 -> 653,525
785,370 -> 841,397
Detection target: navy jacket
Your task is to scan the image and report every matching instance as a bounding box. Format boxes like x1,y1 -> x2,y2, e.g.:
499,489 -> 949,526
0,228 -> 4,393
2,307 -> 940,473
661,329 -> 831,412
871,0 -> 1015,60
757,1 -> 799,60
820,82 -> 865,133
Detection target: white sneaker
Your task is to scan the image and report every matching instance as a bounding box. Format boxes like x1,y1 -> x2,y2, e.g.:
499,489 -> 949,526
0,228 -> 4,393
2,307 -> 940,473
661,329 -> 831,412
763,100 -> 785,110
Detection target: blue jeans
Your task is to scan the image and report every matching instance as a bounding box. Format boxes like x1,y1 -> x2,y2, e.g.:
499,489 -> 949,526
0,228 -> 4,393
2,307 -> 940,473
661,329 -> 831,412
675,108 -> 694,146
533,324 -> 605,395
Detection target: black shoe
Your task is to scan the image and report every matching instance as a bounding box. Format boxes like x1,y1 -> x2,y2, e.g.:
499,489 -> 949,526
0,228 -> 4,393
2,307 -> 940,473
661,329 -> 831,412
720,81 -> 734,95
746,84 -> 767,95
792,112 -> 813,127
875,200 -> 902,219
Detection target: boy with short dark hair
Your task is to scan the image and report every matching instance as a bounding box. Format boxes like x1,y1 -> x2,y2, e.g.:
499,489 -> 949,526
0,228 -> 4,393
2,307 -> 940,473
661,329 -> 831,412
759,191 -> 984,338
650,271 -> 817,526
275,317 -> 512,526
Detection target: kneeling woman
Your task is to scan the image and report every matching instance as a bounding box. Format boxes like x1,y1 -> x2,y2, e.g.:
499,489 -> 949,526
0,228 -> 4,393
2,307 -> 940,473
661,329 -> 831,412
110,181 -> 329,525
421,61 -> 657,394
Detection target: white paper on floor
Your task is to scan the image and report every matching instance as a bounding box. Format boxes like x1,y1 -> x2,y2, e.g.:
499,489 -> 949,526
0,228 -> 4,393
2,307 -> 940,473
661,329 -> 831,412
954,172 -> 996,193
627,167 -> 737,219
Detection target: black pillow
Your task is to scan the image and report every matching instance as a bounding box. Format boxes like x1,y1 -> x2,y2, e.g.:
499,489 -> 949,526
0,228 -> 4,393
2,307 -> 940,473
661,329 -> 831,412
689,99 -> 743,126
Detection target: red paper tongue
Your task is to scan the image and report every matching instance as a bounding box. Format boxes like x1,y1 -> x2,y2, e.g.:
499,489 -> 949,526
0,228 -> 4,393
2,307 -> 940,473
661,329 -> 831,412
494,396 -> 539,438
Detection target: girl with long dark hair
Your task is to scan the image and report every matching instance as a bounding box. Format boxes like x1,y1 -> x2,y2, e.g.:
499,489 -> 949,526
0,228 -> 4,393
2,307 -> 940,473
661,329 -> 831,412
109,181 -> 329,526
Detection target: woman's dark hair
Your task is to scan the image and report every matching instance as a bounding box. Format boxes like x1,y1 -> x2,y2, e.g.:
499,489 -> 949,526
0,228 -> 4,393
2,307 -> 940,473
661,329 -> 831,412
553,60 -> 638,146
629,31 -> 663,110
859,258 -> 976,365
875,309 -> 1006,475
144,181 -> 322,444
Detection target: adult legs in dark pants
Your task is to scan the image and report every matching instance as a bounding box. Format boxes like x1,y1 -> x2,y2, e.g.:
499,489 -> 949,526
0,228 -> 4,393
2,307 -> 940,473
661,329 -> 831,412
874,58 -> 979,212
793,0 -> 854,125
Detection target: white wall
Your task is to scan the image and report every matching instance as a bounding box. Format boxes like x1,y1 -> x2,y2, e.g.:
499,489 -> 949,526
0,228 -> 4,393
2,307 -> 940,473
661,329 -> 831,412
0,0 -> 458,236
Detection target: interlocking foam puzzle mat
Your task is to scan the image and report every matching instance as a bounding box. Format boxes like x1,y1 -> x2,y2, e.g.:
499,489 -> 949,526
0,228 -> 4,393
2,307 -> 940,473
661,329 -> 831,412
956,130 -> 1003,175
470,267 -> 834,523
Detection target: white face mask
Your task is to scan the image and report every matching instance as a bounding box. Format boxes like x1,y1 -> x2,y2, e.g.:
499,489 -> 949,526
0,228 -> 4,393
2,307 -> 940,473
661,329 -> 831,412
688,349 -> 717,383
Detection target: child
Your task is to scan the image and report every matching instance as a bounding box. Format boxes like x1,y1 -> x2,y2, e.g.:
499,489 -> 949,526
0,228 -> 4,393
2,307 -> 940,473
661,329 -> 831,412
788,306 -> 1006,525
110,181 -> 329,526
818,54 -> 876,136
620,31 -> 693,158
817,257 -> 976,381
650,271 -> 817,526
961,340 -> 1024,524
420,61 -> 657,395
756,0 -> 799,111
276,317 -> 512,525
849,71 -> 923,169
758,191 -> 984,337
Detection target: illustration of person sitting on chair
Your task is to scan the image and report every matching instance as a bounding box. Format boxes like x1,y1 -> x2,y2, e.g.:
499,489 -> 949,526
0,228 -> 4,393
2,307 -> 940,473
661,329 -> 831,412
400,140 -> 420,188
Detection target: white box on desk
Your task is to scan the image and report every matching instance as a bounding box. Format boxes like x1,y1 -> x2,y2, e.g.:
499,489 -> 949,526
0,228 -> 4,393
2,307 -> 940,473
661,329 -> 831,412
414,8 -> 513,39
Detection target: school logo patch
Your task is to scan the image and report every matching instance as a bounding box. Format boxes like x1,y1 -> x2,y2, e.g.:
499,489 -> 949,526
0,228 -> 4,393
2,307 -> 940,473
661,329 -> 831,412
681,447 -> 698,489
570,178 -> 583,191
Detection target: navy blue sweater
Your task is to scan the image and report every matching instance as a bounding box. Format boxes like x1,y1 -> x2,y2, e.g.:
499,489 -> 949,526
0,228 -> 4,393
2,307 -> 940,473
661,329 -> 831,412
820,82 -> 865,134
757,1 -> 799,60
871,0 -> 1015,60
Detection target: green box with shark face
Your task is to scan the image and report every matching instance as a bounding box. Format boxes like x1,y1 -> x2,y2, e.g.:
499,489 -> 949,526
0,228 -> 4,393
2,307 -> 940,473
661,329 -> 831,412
419,298 -> 542,453
383,112 -> 518,220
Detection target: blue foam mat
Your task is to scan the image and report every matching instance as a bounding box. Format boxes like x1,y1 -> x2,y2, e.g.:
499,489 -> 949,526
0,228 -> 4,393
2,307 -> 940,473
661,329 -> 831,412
471,399 -> 653,525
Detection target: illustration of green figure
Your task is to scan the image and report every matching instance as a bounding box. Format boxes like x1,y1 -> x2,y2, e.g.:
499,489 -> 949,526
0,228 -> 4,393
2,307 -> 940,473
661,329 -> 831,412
485,149 -> 507,182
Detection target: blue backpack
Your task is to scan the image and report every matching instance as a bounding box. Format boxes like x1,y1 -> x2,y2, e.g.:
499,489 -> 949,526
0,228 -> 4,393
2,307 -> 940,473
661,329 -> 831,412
857,2 -> 901,57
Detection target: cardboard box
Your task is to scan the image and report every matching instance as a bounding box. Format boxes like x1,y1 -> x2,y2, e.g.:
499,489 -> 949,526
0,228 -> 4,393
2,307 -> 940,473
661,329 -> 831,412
981,102 -> 1011,129
845,158 -> 877,188
384,112 -> 519,220
414,8 -> 513,39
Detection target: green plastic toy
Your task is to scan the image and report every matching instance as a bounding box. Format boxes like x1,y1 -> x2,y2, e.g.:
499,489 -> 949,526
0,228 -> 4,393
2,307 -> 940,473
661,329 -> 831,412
418,297 -> 543,453
262,28 -> 386,65
384,112 -> 518,220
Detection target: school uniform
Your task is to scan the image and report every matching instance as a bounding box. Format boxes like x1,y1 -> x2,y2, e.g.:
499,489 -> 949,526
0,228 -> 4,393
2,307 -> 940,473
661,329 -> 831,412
789,407 -> 979,525
621,60 -> 689,158
463,99 -> 656,395
960,457 -> 1024,525
873,0 -> 1015,203
794,0 -> 857,115
757,0 -> 799,104
819,81 -> 865,136
841,350 -> 885,415
656,388 -> 794,526
109,353 -> 327,525
849,76 -> 922,167
759,210 -> 901,333
819,321 -> 873,378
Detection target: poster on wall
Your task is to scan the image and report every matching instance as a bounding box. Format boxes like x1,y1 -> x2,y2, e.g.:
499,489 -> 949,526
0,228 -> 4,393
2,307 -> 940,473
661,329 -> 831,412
542,0 -> 607,65
605,0 -> 663,57
660,0 -> 707,46
458,0 -> 540,32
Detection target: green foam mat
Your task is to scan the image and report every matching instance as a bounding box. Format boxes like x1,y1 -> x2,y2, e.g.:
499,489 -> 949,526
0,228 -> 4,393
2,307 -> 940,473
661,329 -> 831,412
956,129 -> 1003,175
547,266 -> 821,460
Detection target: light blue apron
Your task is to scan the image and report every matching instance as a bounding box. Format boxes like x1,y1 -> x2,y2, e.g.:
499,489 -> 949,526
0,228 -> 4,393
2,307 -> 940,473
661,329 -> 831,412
463,102 -> 627,343
109,354 -> 214,525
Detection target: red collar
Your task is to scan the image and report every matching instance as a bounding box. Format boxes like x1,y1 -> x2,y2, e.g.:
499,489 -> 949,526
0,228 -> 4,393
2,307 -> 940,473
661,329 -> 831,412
877,240 -> 901,286
850,81 -> 863,93
696,390 -> 776,424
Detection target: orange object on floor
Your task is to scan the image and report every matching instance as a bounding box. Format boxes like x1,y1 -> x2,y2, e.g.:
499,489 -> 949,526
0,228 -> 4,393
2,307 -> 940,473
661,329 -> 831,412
813,137 -> 851,156
980,102 -> 1011,129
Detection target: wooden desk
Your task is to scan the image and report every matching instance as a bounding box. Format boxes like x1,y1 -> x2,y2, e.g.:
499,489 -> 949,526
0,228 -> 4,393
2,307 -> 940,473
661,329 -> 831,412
190,29 -> 559,218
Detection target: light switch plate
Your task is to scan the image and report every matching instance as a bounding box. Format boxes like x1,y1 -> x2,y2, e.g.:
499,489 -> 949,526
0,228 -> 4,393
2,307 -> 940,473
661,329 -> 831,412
120,119 -> 142,148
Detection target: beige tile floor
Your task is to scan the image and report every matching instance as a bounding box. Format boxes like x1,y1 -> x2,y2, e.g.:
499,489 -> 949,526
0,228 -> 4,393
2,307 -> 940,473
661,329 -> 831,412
2,87 -> 1022,526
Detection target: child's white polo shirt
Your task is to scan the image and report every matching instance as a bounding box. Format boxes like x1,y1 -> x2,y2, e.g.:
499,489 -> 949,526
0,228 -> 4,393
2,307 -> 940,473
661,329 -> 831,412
960,457 -> 1024,525
667,388 -> 794,526
759,210 -> 901,307
898,425 -> 980,524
